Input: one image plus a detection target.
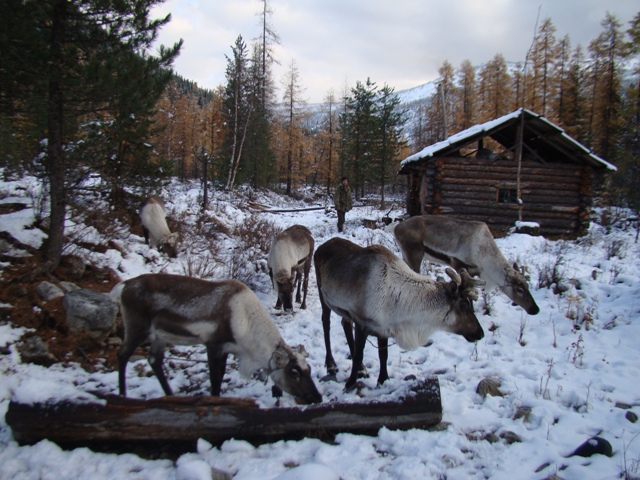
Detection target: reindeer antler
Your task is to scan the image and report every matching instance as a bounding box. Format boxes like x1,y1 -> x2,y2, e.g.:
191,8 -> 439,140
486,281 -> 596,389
445,267 -> 462,285
459,269 -> 485,301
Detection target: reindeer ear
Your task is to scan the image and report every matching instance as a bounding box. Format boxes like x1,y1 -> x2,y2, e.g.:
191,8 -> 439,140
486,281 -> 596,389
271,346 -> 291,369
291,344 -> 309,358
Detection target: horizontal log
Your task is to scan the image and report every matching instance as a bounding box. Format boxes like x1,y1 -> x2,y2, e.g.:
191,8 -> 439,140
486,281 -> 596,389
435,177 -> 581,192
5,378 -> 442,449
437,188 -> 579,205
438,198 -> 579,216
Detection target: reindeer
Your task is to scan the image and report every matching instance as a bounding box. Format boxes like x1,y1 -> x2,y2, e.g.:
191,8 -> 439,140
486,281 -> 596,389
267,225 -> 314,312
314,237 -> 485,390
111,273 -> 322,404
391,215 -> 540,315
140,196 -> 178,258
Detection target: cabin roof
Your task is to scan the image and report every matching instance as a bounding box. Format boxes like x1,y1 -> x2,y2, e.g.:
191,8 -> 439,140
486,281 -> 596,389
399,108 -> 617,173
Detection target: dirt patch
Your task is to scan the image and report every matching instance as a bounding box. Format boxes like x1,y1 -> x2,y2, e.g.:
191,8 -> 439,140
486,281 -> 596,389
0,249 -> 122,371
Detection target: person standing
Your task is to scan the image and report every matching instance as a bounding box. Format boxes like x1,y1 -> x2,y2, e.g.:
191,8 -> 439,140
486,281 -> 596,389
334,176 -> 353,232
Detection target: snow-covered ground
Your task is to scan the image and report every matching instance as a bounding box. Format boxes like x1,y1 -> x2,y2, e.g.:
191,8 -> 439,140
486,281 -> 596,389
0,175 -> 639,480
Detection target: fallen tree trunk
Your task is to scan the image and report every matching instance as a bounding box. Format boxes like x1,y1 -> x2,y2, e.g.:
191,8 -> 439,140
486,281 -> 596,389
6,378 -> 441,449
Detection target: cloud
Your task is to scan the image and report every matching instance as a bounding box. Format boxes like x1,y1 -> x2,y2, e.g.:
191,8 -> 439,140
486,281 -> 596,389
151,0 -> 639,103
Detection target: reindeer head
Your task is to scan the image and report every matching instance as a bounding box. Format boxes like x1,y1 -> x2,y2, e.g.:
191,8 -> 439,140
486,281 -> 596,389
271,273 -> 295,312
269,344 -> 322,404
159,232 -> 179,258
500,263 -> 540,315
444,268 -> 485,342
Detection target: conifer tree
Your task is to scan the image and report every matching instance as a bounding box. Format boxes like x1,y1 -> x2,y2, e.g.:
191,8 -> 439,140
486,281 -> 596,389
375,84 -> 406,208
222,35 -> 252,189
457,59 -> 477,130
0,0 -> 181,269
587,13 -> 625,160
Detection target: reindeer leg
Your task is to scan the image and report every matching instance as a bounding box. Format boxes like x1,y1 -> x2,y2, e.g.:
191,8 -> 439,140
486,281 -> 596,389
117,320 -> 149,397
148,339 -> 173,396
377,336 -> 389,385
295,269 -> 302,304
345,323 -> 368,391
320,296 -> 338,381
300,260 -> 310,309
207,346 -> 228,396
341,318 -> 367,377
142,225 -> 150,245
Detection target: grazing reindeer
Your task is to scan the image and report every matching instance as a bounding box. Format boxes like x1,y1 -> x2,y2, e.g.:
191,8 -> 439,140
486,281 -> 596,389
111,273 -> 322,404
391,215 -> 539,315
140,196 -> 178,258
314,237 -> 485,390
267,225 -> 314,312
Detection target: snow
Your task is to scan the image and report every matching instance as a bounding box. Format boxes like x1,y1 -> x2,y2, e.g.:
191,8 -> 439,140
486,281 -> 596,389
1,174 -> 640,479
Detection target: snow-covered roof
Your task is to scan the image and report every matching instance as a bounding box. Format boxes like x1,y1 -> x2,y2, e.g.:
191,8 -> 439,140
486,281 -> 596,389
400,108 -> 617,172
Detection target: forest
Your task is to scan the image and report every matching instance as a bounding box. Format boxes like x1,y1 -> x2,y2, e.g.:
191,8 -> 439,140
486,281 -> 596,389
0,0 -> 639,270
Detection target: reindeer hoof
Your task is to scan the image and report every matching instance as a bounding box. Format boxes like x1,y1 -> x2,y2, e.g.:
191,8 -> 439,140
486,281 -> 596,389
320,373 -> 337,382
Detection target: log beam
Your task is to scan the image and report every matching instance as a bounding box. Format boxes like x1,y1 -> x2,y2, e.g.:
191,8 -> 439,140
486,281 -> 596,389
6,378 -> 442,449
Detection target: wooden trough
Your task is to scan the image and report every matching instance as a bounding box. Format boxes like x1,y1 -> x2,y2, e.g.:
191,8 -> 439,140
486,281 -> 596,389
6,378 -> 442,452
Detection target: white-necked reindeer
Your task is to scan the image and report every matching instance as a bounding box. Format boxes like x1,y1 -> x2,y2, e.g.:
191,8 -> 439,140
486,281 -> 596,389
391,215 -> 539,315
267,225 -> 314,312
140,196 -> 178,258
314,237 -> 485,391
111,273 -> 322,404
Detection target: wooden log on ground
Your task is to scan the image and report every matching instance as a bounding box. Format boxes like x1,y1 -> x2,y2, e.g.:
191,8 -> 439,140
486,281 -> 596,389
6,377 -> 442,450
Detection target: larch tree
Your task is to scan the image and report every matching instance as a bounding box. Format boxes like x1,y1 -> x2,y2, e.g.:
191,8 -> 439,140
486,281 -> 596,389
280,59 -> 306,195
457,59 -> 477,130
587,13 -> 625,161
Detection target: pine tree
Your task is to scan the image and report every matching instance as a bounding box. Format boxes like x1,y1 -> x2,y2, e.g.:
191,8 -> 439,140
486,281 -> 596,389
340,79 -> 378,199
0,0 -> 181,269
375,84 -> 407,208
222,35 -> 252,190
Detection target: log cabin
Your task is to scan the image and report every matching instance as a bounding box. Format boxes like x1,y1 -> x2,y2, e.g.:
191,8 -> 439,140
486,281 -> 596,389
398,109 -> 617,237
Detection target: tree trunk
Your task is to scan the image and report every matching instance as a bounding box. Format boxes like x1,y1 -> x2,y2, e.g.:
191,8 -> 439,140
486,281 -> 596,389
43,0 -> 68,270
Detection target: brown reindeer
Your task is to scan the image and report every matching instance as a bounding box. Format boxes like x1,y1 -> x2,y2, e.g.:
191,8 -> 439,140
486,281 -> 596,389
391,215 -> 539,315
267,225 -> 314,312
314,237 -> 484,390
111,273 -> 322,404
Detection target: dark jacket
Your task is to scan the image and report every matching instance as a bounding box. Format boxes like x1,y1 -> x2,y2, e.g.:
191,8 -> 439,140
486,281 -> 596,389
335,184 -> 353,212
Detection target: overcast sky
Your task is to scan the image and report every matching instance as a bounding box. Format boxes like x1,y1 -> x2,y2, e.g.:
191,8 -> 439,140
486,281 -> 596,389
150,1 -> 638,104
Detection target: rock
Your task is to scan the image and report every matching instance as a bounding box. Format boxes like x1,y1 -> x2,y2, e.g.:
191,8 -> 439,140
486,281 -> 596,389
514,406 -> 532,422
63,288 -> 118,345
60,281 -> 80,292
626,411 -> 638,423
569,436 -> 613,458
17,335 -> 57,366
36,281 -> 64,301
500,430 -> 522,444
476,378 -> 503,398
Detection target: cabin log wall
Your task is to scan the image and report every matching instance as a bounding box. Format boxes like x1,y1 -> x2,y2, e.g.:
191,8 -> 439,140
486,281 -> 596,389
409,157 -> 592,237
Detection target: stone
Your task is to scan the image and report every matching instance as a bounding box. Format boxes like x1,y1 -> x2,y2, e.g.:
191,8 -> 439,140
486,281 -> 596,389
476,378 -> 503,398
569,436 -> 613,458
63,289 -> 118,345
36,281 -> 64,301
17,335 -> 57,366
